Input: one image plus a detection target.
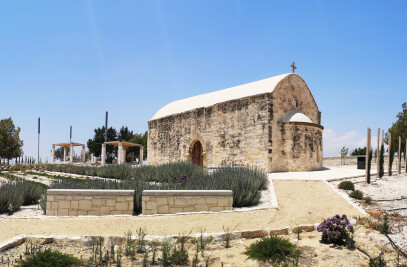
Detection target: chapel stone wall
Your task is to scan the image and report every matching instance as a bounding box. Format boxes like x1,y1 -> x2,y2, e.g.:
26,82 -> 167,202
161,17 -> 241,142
269,74 -> 323,172
148,94 -> 271,170
273,122 -> 323,171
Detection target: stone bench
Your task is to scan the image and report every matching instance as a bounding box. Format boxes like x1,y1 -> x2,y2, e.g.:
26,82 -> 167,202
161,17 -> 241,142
46,189 -> 134,216
142,190 -> 233,215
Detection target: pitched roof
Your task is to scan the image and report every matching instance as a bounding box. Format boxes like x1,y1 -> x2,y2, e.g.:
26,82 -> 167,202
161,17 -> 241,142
151,73 -> 294,120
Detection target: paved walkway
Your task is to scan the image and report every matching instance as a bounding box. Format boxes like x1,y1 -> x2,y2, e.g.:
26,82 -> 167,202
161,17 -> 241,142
269,165 -> 377,181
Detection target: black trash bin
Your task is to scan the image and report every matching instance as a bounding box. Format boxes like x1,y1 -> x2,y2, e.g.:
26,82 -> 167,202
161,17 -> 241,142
357,156 -> 366,169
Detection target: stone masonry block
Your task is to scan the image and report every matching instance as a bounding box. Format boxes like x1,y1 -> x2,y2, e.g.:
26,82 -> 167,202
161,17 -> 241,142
217,197 -> 231,207
169,207 -> 183,214
157,205 -> 169,214
79,200 -> 92,210
241,230 -> 268,239
145,202 -> 156,210
205,197 -> 217,204
59,201 -> 71,209
106,199 -> 116,207
47,209 -> 55,216
116,202 -> 128,211
71,201 -> 79,209
195,204 -> 209,211
208,206 -> 224,212
155,197 -> 168,204
92,199 -> 102,207
68,210 -> 78,216
185,198 -> 197,205
58,209 -> 69,216
51,202 -> 59,209
117,197 -> 126,202
174,198 -> 186,205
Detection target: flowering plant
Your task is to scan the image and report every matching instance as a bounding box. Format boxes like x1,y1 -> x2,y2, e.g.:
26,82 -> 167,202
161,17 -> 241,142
317,214 -> 354,247
178,175 -> 187,185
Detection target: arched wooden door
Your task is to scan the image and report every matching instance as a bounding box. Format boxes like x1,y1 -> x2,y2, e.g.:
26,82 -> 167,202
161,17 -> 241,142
191,140 -> 203,166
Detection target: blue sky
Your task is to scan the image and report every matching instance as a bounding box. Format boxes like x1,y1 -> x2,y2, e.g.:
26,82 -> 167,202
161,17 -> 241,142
0,0 -> 406,160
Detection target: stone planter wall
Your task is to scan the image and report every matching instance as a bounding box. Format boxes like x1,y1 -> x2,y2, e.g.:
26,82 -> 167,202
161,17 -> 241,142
142,190 -> 233,215
46,189 -> 134,216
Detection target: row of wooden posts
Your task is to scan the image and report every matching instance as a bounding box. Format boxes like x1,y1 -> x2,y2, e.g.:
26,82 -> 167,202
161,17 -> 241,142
365,128 -> 406,183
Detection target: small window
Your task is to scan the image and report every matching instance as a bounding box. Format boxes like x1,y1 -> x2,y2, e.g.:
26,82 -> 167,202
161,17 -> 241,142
296,101 -> 299,108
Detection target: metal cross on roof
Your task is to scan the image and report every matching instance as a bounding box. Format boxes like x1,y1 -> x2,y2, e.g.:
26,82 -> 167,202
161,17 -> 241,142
291,62 -> 297,73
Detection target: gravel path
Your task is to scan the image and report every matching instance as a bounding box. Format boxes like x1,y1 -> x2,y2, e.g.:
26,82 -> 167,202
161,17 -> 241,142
0,180 -> 364,244
331,173 -> 407,252
269,165 -> 377,181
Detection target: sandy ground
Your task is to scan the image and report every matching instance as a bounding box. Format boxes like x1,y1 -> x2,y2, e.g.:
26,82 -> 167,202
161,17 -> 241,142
2,227 -> 404,267
269,165 -> 378,181
0,180 -> 364,245
331,172 -> 407,251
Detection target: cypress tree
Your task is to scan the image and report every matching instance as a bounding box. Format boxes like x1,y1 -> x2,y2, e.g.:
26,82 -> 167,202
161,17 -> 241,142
379,143 -> 384,178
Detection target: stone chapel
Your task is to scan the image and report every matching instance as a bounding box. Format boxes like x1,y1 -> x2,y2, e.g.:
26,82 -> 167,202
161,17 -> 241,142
148,73 -> 323,172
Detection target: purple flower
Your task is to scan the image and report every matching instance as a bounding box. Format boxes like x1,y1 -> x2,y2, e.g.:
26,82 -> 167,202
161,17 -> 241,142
178,175 -> 187,185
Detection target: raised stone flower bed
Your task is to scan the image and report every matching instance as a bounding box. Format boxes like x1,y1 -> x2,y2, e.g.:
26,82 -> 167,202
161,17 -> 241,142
46,189 -> 134,216
142,190 -> 233,215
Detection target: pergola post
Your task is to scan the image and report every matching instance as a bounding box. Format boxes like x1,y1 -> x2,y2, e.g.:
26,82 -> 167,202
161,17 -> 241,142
118,142 -> 123,164
131,152 -> 134,163
51,144 -> 55,163
122,147 -> 127,164
70,143 -> 74,164
140,146 -> 144,165
81,145 -> 86,163
63,147 -> 67,162
101,143 -> 106,165
91,153 -> 94,163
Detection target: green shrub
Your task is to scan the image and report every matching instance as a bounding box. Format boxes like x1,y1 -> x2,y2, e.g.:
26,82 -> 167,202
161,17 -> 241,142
338,181 -> 355,191
16,248 -> 82,267
369,254 -> 387,267
0,180 -> 46,214
49,165 -> 268,212
169,250 -> 189,265
0,182 -> 24,213
364,196 -> 373,205
243,236 -> 301,264
349,190 -> 364,200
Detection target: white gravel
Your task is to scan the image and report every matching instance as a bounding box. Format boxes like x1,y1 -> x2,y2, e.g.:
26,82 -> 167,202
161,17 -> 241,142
331,172 -> 407,252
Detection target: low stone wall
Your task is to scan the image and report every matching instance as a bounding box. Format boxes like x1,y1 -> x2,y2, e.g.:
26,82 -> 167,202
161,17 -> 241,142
142,190 -> 233,215
46,189 -> 134,216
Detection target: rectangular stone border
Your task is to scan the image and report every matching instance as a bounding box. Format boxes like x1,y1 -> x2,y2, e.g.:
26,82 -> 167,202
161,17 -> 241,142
142,190 -> 233,215
47,189 -> 134,196
0,223 -> 324,252
46,189 -> 135,216
142,190 -> 233,196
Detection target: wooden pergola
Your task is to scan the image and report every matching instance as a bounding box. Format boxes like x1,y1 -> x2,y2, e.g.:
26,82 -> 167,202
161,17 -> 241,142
51,142 -> 86,163
101,141 -> 143,165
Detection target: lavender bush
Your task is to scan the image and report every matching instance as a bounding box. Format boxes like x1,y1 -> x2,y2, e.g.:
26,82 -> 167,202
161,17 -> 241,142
317,214 -> 355,248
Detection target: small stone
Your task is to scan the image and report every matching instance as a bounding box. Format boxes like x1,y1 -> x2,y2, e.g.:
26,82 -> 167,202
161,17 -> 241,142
314,253 -> 318,257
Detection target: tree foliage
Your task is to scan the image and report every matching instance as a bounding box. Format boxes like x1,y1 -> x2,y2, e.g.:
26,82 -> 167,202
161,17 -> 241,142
87,126 -> 147,162
379,143 -> 384,178
351,147 -> 366,156
387,102 -> 407,174
0,117 -> 23,162
87,126 -> 118,158
53,147 -> 70,161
